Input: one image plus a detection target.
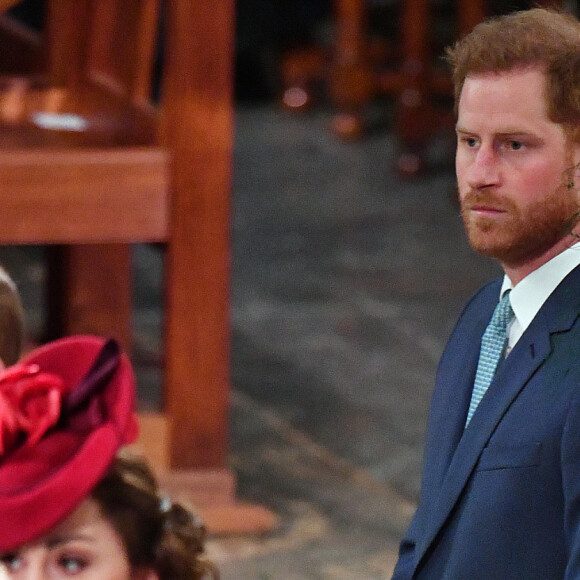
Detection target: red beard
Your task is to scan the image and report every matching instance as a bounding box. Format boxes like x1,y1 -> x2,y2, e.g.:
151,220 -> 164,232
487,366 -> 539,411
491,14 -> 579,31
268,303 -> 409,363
460,183 -> 579,267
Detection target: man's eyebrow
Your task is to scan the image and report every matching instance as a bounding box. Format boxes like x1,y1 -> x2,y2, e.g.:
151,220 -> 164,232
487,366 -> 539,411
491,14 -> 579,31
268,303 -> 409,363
495,130 -> 536,137
455,126 -> 538,138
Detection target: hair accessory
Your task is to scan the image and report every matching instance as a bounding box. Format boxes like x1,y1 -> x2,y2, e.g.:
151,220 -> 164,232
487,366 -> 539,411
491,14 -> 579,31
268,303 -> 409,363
0,336 -> 138,551
159,496 -> 172,514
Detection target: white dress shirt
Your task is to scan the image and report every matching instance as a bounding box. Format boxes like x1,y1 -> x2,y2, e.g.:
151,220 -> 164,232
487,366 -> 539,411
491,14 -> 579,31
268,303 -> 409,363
500,242 -> 580,355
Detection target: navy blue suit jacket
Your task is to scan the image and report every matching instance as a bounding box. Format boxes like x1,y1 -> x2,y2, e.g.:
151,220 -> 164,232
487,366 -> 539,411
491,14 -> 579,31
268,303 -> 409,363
393,264 -> 580,579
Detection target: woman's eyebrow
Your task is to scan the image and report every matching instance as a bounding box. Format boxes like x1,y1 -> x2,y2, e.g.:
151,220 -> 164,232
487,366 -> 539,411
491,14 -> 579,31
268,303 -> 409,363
45,532 -> 94,549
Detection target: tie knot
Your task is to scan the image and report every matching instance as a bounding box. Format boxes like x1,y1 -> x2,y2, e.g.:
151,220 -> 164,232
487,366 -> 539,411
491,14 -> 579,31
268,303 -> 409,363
490,291 -> 514,332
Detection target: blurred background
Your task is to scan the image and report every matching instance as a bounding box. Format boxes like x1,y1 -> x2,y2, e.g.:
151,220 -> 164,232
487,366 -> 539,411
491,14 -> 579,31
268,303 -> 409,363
0,1 -> 577,578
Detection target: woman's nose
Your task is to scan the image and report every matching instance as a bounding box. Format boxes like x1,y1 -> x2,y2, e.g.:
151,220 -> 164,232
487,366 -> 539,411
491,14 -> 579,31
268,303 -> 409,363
10,565 -> 43,580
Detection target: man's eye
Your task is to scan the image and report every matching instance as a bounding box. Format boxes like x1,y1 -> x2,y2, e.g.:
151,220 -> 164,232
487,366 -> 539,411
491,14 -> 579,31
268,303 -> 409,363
510,140 -> 524,150
0,553 -> 22,571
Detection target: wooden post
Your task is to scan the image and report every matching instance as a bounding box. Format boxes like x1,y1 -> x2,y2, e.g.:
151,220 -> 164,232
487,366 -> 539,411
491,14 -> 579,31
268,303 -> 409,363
329,0 -> 373,138
46,244 -> 132,356
161,0 -> 234,469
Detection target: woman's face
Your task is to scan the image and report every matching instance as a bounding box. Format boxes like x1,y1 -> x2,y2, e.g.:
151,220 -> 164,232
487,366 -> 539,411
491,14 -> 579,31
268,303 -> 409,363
0,499 -> 158,580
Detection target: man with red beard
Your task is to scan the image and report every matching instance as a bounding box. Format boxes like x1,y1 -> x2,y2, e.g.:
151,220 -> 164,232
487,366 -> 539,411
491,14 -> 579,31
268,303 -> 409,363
392,8 -> 580,580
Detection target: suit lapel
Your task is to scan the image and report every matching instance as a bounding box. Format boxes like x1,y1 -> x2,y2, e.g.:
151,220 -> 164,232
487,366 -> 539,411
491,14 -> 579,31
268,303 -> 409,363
424,312 -> 487,491
414,264 -> 580,570
416,332 -> 548,560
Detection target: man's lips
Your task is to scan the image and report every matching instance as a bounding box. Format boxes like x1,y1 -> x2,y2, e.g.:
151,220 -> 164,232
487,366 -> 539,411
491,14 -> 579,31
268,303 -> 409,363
469,204 -> 506,215
460,189 -> 513,218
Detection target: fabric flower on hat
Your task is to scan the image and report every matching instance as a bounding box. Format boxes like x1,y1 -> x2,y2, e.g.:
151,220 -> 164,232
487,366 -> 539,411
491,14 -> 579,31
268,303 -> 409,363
0,364 -> 66,455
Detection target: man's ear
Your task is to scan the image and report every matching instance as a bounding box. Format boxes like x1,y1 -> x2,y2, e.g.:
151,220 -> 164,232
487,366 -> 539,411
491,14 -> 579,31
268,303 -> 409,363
574,141 -> 580,172
567,139 -> 580,189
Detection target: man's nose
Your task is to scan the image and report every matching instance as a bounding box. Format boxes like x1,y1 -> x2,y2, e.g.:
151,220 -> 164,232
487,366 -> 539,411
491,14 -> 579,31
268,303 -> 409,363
467,144 -> 500,189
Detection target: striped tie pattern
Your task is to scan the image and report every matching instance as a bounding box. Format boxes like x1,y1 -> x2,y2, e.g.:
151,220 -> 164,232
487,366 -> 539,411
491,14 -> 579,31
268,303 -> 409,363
465,292 -> 514,427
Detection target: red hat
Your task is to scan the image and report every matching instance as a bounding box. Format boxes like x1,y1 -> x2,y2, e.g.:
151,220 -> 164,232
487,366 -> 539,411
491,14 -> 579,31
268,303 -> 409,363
0,335 -> 138,551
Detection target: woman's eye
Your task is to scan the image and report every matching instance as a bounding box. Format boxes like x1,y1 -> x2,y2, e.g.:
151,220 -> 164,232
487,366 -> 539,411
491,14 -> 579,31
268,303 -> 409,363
510,140 -> 524,150
59,556 -> 88,573
0,553 -> 22,571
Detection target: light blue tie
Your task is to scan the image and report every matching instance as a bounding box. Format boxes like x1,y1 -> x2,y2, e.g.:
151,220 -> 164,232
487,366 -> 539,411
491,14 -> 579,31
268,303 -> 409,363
465,292 -> 514,427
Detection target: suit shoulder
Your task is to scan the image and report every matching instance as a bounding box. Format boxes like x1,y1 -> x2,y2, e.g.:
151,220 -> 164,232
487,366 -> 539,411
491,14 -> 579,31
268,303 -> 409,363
457,278 -> 503,320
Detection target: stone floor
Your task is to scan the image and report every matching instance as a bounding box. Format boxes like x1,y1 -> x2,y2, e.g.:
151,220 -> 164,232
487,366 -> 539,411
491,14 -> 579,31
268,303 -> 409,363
0,103 -> 501,579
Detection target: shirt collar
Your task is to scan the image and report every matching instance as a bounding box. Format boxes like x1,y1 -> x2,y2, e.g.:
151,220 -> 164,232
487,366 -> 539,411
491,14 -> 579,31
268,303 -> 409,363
500,242 -> 580,333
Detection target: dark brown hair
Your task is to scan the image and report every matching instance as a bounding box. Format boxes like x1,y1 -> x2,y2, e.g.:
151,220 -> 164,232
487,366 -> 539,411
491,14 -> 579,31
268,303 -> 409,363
92,451 -> 219,580
446,8 -> 580,139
